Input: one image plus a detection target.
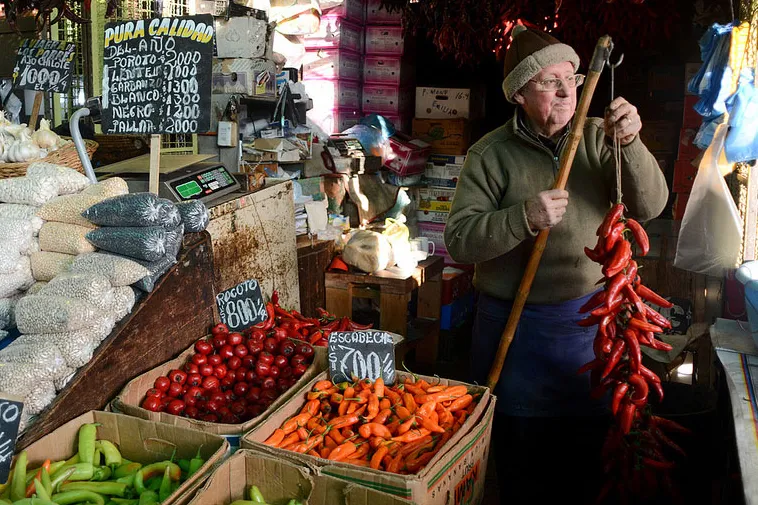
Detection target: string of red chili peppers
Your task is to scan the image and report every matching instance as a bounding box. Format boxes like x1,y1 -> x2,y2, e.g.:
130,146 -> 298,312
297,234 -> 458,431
578,203 -> 693,503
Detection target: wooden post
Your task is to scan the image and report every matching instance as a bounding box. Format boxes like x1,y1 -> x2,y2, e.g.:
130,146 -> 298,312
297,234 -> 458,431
149,134 -> 161,195
29,92 -> 42,130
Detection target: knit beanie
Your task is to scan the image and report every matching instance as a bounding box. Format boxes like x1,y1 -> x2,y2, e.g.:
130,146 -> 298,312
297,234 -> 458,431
502,25 -> 581,103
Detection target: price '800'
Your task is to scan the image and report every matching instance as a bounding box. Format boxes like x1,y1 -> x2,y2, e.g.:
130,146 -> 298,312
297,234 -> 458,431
221,297 -> 266,329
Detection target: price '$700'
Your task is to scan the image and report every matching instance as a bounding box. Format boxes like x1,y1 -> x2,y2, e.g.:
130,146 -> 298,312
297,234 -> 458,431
329,331 -> 395,383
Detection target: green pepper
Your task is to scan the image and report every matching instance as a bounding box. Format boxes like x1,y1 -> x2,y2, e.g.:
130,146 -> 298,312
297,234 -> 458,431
60,481 -> 128,497
52,490 -> 106,505
78,424 -> 99,465
92,466 -> 112,481
137,490 -> 158,505
9,499 -> 58,505
286,501 -> 303,505
10,450 -> 28,502
133,469 -> 146,495
34,478 -> 50,501
96,441 -> 122,468
40,467 -> 52,498
134,462 -> 180,492
177,460 -> 190,473
51,463 -> 94,482
110,499 -> 139,505
0,498 -> 10,504
48,460 -> 67,477
49,467 -> 76,494
113,463 -> 141,479
146,478 -> 161,492
114,475 -> 135,487
187,449 -> 204,478
93,447 -> 102,467
249,486 -> 266,503
158,465 -> 172,502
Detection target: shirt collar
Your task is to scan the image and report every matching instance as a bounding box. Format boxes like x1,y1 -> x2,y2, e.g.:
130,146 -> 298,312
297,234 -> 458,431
514,108 -> 571,153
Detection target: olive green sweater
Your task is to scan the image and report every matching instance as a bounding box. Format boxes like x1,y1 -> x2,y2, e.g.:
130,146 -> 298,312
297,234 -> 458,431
443,114 -> 669,304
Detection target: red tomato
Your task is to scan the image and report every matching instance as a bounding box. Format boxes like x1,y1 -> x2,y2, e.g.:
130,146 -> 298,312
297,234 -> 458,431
230,401 -> 246,416
278,341 -> 296,358
228,333 -> 244,346
247,341 -> 263,355
246,387 -> 261,403
187,373 -> 203,387
261,388 -> 278,401
212,323 -> 229,335
184,363 -> 199,374
205,400 -> 220,413
296,343 -> 314,359
249,329 -> 266,342
263,338 -> 278,354
210,391 -> 226,404
218,406 -> 232,417
202,376 -> 220,390
212,334 -> 227,349
277,379 -> 290,394
208,354 -> 223,367
184,406 -> 199,419
233,382 -> 249,397
256,361 -> 271,377
224,390 -> 235,403
219,345 -> 234,361
183,394 -> 198,407
214,364 -> 228,379
169,369 -> 187,385
142,396 -> 162,412
201,413 -> 219,422
246,370 -> 258,383
262,377 -> 276,390
293,364 -> 307,377
186,386 -> 204,398
167,400 -> 185,416
220,376 -> 235,388
154,376 -> 171,392
225,370 -> 237,383
242,355 -> 255,368
227,356 -> 242,370
269,366 -> 280,380
273,355 -> 288,369
233,344 -> 248,358
145,388 -> 163,398
168,382 -> 184,398
195,340 -> 213,355
290,354 -> 306,367
272,327 -> 287,341
191,354 -> 207,366
280,366 -> 293,379
248,404 -> 264,418
199,364 -> 214,377
258,352 -> 274,366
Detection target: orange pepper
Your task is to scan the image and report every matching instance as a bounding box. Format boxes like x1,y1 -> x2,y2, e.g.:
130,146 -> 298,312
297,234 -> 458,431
403,393 -> 417,413
345,459 -> 372,468
320,446 -> 331,459
359,423 -> 393,439
374,408 -> 392,425
369,436 -> 385,449
300,399 -> 320,416
328,441 -> 357,461
348,442 -> 370,460
395,406 -> 412,421
392,428 -> 431,443
297,427 -> 309,440
314,380 -> 334,391
325,434 -> 338,449
371,445 -> 389,469
399,435 -> 434,457
365,394 -> 380,420
448,394 -> 474,412
397,417 -> 415,435
386,452 -> 403,473
329,430 -> 345,444
406,451 -> 435,473
379,398 -> 391,410
417,400 -> 436,418
384,389 -> 402,406
25,459 -> 50,498
308,449 -> 320,458
426,385 -> 446,394
416,379 -> 432,391
339,387 -> 355,416
263,428 -> 285,447
328,414 -> 360,430
386,420 -> 401,435
416,415 -> 445,433
403,383 -> 426,396
282,412 -> 312,434
374,377 -> 385,398
279,432 -> 300,449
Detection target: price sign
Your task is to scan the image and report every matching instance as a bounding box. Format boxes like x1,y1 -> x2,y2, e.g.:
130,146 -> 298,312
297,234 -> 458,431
215,279 -> 267,332
0,396 -> 23,483
13,39 -> 75,93
328,331 -> 395,384
100,14 -> 214,135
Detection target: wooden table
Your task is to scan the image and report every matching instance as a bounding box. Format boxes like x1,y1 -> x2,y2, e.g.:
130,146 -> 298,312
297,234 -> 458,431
325,256 -> 444,365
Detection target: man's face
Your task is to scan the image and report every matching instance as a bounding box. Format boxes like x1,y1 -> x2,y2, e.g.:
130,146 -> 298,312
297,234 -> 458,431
514,61 -> 578,134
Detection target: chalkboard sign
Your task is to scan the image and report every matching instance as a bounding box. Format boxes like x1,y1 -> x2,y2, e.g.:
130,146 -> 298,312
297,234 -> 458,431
101,14 -> 214,135
328,331 -> 395,384
0,396 -> 23,483
13,39 -> 75,93
216,279 -> 267,332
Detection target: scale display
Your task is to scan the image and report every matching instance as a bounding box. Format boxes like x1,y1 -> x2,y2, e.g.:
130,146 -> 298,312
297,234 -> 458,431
164,163 -> 239,203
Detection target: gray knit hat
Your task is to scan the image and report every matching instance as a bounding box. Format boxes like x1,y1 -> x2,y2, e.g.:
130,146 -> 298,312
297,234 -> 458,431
502,25 -> 581,103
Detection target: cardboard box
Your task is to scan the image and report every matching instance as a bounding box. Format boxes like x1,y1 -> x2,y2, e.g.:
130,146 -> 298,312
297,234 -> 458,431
212,58 -> 277,97
362,85 -> 413,114
415,87 -> 483,119
424,154 -> 464,187
364,25 -> 409,55
639,120 -> 679,153
412,118 -> 470,155
323,0 -> 366,23
364,56 -> 413,86
304,79 -> 362,110
307,107 -> 361,134
418,187 -> 456,201
242,370 -> 495,505
384,132 -> 431,176
417,221 -> 446,251
416,210 -> 448,224
303,16 -> 364,52
304,49 -> 362,81
12,411 -> 229,505
112,340 -> 327,450
418,199 -> 451,212
673,160 -> 697,193
215,16 -> 271,59
365,0 -> 403,24
383,114 -> 411,134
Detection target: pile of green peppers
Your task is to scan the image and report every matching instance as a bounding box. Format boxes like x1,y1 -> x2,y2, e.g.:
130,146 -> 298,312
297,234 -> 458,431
228,486 -> 302,505
0,424 -> 206,505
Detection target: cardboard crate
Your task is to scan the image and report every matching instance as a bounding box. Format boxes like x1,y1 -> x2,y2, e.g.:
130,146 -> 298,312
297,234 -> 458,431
416,210 -> 448,224
214,17 -> 271,59
384,133 -> 431,176
304,79 -> 362,110
308,108 -> 361,134
418,187 -> 456,201
364,25 -> 409,55
303,16 -> 364,52
415,87 -> 484,119
362,85 -> 413,114
365,0 -> 402,24
364,56 -> 414,87
418,199 -> 451,213
304,49 -> 362,81
212,58 -> 277,97
242,370 -> 495,505
11,411 -> 229,505
412,118 -> 470,156
323,0 -> 366,23
112,340 -> 327,450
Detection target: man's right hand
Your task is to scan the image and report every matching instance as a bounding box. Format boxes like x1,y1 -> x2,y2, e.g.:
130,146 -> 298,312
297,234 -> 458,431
525,189 -> 569,231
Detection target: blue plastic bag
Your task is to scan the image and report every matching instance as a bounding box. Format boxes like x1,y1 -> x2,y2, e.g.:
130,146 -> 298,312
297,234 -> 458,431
725,68 -> 758,162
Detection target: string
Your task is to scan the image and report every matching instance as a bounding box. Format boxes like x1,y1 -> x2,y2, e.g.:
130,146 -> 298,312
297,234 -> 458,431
610,62 -> 623,204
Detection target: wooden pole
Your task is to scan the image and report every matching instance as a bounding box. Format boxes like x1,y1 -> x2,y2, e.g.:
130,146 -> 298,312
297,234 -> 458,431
485,35 -> 613,391
29,92 -> 43,130
149,134 -> 161,195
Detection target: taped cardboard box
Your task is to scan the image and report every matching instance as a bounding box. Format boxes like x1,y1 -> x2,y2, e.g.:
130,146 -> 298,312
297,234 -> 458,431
9,411 -> 229,505
112,340 -> 327,450
212,58 -> 277,97
304,15 -> 364,52
214,16 -> 272,59
242,370 -> 495,505
418,187 -> 456,201
412,118 -> 471,156
304,49 -> 363,81
416,210 -> 448,224
415,87 -> 484,120
365,0 -> 402,24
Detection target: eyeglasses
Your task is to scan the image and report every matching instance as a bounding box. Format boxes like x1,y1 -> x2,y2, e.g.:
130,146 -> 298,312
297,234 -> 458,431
529,74 -> 585,92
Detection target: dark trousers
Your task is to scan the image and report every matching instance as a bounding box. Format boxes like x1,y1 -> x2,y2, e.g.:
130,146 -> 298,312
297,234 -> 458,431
492,412 -> 609,505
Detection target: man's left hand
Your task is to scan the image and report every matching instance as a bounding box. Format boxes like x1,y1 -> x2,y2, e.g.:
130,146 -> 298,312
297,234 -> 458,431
604,97 -> 641,146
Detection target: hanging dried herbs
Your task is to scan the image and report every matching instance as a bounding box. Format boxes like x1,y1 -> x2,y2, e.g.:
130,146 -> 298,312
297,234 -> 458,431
0,0 -> 119,34
380,0 -> 681,67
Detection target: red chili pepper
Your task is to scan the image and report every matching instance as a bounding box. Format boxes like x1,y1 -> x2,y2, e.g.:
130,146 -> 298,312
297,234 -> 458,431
591,293 -> 623,316
348,321 -> 374,330
310,330 -> 323,345
628,316 -> 663,334
578,290 -> 607,314
602,339 -> 626,379
584,246 -> 606,263
627,373 -> 649,406
647,337 -> 673,352
626,219 -> 650,256
593,333 -> 609,359
603,239 -> 632,278
604,221 -> 626,252
321,320 -> 339,331
598,203 -> 624,238
605,273 -> 628,308
577,314 -> 601,327
642,457 -> 675,470
639,365 -> 661,384
275,306 -> 296,320
651,381 -> 665,402
611,382 -> 629,415
624,283 -> 646,314
577,358 -> 605,375
590,377 -> 614,400
254,302 -> 276,330
271,290 -> 280,306
623,329 -> 642,375
337,317 -> 350,332
625,260 -> 638,283
643,304 -> 672,329
636,284 -> 674,309
619,401 -> 636,434
653,428 -> 686,457
651,416 -> 693,435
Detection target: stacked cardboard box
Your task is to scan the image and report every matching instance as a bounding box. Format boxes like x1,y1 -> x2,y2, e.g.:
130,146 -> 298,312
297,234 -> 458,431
303,0 -> 365,134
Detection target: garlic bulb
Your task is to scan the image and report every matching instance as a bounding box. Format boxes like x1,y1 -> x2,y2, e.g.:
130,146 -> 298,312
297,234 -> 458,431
31,119 -> 59,150
4,124 -> 28,140
6,130 -> 41,162
0,112 -> 10,126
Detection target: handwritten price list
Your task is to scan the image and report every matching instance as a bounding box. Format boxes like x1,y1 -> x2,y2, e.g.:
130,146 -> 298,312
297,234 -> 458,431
328,331 -> 395,384
13,39 -> 75,93
101,14 -> 213,135
215,279 -> 268,332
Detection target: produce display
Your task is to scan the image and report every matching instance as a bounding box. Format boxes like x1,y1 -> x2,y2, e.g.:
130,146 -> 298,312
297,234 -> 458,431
227,486 -> 301,505
0,424 -> 206,505
263,376 -> 479,474
139,322 -> 316,424
0,116 -> 68,164
579,203 -> 692,502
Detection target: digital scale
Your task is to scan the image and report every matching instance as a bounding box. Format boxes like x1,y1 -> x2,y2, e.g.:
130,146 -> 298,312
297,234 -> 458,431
96,154 -> 241,206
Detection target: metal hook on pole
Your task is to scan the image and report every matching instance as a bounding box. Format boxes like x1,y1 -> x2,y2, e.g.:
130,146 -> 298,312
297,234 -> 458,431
605,45 -> 624,101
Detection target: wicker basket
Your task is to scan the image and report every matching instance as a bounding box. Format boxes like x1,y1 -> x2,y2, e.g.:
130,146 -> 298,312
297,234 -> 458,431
0,137 -> 99,179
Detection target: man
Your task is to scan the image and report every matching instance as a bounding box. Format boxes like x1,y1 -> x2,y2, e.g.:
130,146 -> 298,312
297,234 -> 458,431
443,26 -> 668,503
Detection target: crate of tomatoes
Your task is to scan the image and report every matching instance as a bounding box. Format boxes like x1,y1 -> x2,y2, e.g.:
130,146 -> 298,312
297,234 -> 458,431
112,318 -> 327,448
242,371 -> 496,505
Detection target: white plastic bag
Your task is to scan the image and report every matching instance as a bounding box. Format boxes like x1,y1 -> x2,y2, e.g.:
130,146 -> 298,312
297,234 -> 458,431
675,123 -> 743,276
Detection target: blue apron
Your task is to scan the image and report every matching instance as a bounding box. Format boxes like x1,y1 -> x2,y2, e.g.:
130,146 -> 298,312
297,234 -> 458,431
471,292 -> 607,417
